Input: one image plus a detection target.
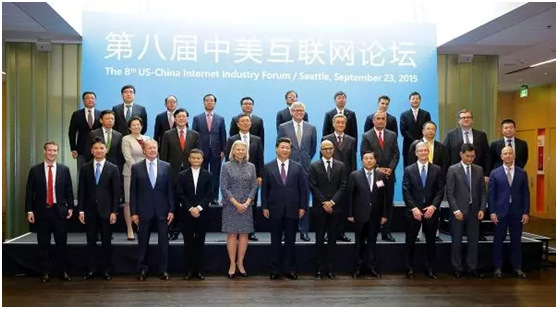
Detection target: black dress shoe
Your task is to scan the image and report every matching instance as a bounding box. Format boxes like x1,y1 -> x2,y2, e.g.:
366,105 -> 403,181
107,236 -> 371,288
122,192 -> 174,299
300,233 -> 310,242
337,234 -> 351,242
212,198 -> 219,205
160,272 -> 170,280
61,272 -> 72,282
237,271 -> 248,278
83,271 -> 95,281
406,270 -> 415,279
514,269 -> 527,279
382,233 -> 396,242
138,270 -> 146,281
269,273 -> 280,280
102,272 -> 112,281
40,273 -> 50,283
248,233 -> 259,241
352,270 -> 361,279
314,272 -> 323,279
195,272 -> 206,280
494,268 -> 503,279
426,270 -> 438,279
435,236 -> 443,242
453,271 -> 463,278
286,272 -> 298,280
479,235 -> 487,241
184,272 -> 192,280
326,272 -> 336,279
468,270 -> 484,278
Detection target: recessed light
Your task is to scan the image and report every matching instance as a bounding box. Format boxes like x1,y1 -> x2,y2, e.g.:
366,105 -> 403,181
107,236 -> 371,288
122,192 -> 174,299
544,72 -> 548,75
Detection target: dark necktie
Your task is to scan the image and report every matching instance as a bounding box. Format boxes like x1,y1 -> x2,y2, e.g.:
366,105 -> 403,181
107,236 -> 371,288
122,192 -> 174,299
280,163 -> 287,185
337,135 -> 343,148
87,110 -> 93,129
464,131 -> 471,144
47,165 -> 54,207
507,139 -> 512,147
326,160 -> 331,180
366,171 -> 373,192
125,105 -> 132,121
466,165 -> 472,203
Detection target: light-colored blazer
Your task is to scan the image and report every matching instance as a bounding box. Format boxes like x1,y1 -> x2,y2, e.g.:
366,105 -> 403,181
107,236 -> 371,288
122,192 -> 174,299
122,134 -> 150,177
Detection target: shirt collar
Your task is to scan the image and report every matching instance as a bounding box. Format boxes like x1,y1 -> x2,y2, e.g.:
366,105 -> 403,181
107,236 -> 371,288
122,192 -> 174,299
322,157 -> 333,165
94,159 -> 106,165
503,137 -> 515,143
277,158 -> 289,166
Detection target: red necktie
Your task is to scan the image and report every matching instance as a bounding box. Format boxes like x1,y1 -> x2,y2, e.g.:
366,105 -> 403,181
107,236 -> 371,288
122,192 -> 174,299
47,165 -> 54,207
378,131 -> 384,149
179,130 -> 185,150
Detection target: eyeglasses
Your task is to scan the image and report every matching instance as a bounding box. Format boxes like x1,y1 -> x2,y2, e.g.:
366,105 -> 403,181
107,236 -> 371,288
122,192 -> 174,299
459,116 -> 473,119
321,147 -> 334,151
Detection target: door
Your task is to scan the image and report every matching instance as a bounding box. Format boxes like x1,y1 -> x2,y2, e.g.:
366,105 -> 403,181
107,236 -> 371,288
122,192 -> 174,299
515,130 -> 538,216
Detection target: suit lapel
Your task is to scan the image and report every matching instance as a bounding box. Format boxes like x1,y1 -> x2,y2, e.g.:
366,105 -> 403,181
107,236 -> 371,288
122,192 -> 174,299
272,162 -> 284,186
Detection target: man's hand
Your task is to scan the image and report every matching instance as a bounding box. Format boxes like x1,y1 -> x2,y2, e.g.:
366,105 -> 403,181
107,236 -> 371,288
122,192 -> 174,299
423,205 -> 436,219
79,213 -> 86,224
189,207 -> 200,218
477,210 -> 484,220
71,151 -> 78,159
322,201 -> 334,214
257,177 -> 262,186
132,214 -> 139,225
522,214 -> 530,225
66,209 -> 73,219
27,213 -> 35,224
347,217 -> 355,223
263,209 -> 270,219
220,152 -> 225,159
412,208 -> 422,221
380,217 -> 388,225
167,212 -> 174,225
454,211 -> 463,221
109,213 -> 117,224
299,209 -> 305,219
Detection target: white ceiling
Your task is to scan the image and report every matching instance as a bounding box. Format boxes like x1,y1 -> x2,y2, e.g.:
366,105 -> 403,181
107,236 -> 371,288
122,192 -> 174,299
2,2 -> 556,92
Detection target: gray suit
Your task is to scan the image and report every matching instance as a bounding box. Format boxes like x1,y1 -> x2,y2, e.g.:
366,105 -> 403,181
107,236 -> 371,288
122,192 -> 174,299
446,162 -> 487,272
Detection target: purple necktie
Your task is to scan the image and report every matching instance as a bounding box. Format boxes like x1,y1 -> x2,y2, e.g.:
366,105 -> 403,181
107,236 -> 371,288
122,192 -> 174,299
280,163 -> 287,185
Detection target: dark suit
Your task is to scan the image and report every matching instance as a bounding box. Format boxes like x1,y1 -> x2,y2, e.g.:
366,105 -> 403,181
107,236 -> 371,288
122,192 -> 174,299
488,138 -> 529,171
488,166 -> 530,269
407,139 -> 450,176
176,168 -> 214,274
229,114 -> 265,146
400,108 -> 431,167
347,169 -> 386,272
25,162 -> 74,274
112,103 -> 148,136
322,108 -> 358,144
360,128 -> 399,236
78,160 -> 121,273
68,108 -> 101,171
309,158 -> 347,273
402,163 -> 445,271
87,128 -> 123,171
276,107 -> 308,130
153,111 -> 176,144
446,162 -> 487,272
364,112 -> 398,137
130,159 -> 175,274
159,128 -> 200,181
443,127 -> 490,176
192,112 -> 227,200
261,159 -> 308,274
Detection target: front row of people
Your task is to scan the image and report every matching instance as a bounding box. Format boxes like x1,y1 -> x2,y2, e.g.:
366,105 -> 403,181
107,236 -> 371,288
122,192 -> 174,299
26,138 -> 529,282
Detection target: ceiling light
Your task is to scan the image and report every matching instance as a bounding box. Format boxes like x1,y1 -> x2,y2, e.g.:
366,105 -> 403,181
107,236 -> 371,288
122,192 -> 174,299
529,58 -> 556,68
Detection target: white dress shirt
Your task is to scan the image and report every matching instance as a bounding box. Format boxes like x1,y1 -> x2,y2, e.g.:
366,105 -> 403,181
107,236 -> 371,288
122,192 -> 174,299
190,167 -> 203,211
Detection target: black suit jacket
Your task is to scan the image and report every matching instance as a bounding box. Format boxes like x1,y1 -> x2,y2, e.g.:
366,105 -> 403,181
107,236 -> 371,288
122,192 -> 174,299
78,160 -> 121,219
360,129 -> 400,173
153,111 -> 176,144
261,160 -> 308,220
25,163 -> 74,218
229,114 -> 265,146
322,108 -> 358,144
276,107 -> 309,130
407,139 -> 450,176
130,159 -> 175,220
402,162 -> 445,215
347,169 -> 386,222
68,109 -> 102,155
443,127 -> 490,176
488,138 -> 529,171
224,134 -> 264,178
309,159 -> 347,214
322,133 -> 357,176
364,112 -> 398,137
112,103 -> 148,136
87,128 -> 123,169
159,128 -> 200,181
400,108 -> 431,166
176,168 -> 214,221
446,163 -> 487,215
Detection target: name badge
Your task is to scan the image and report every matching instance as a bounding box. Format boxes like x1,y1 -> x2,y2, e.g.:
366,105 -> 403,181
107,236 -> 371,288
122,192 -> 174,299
376,180 -> 385,187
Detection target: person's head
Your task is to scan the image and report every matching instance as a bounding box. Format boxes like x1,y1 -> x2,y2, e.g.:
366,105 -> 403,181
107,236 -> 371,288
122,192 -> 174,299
82,91 -> 96,109
334,91 -> 347,109
229,140 -> 248,162
459,143 -> 476,165
188,148 -> 204,168
121,84 -> 135,104
142,139 -> 159,161
43,141 -> 59,163
285,90 -> 298,106
164,95 -> 178,112
128,116 -> 143,135
373,110 -> 386,130
332,114 -> 347,134
501,119 -> 516,139
458,109 -> 474,129
361,151 -> 377,170
237,114 -> 252,133
173,108 -> 189,128
90,137 -> 107,161
240,97 -> 254,114
409,91 -> 421,109
320,140 -> 335,160
500,146 -> 515,166
415,141 -> 430,163
377,95 -> 390,112
422,121 -> 437,141
99,110 -> 115,129
290,102 -> 306,122
203,94 -> 216,111
275,137 -> 292,161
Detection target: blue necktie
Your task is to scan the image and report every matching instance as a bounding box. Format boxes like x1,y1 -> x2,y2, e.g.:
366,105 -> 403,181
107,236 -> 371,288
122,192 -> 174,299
466,165 -> 472,203
420,165 -> 427,187
367,171 -> 373,192
149,162 -> 156,188
95,162 -> 101,185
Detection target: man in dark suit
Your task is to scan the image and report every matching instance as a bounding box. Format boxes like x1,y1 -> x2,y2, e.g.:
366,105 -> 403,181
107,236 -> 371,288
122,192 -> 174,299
25,141 -> 74,283
402,142 -> 445,279
400,91 -> 432,167
192,94 -> 227,204
278,102 -> 317,242
309,140 -> 347,279
276,90 -> 308,129
229,97 -> 265,146
364,95 -> 398,136
153,95 -> 178,144
360,111 -> 400,242
225,114 -> 264,241
79,137 -> 121,281
262,137 -> 308,280
347,151 -> 387,278
489,146 -> 530,279
131,139 -> 175,281
68,91 -> 101,174
112,84 -> 148,136
87,110 -> 123,171
322,91 -> 358,144
407,121 -> 449,176
488,119 -> 529,171
446,143 -> 487,278
176,149 -> 214,280
322,113 -> 356,242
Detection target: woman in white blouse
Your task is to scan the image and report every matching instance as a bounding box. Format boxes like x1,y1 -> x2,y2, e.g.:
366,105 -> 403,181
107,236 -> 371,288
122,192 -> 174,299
121,116 -> 150,240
